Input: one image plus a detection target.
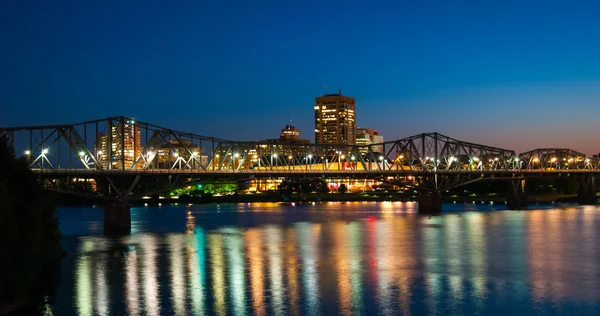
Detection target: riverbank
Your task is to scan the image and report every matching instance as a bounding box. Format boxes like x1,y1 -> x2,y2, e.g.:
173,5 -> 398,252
0,245 -> 66,316
54,191 -> 582,207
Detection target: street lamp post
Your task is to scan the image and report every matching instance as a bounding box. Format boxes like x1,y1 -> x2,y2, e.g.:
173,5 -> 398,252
41,148 -> 48,169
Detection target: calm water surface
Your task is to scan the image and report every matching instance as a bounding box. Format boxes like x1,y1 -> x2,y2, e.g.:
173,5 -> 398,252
36,202 -> 600,315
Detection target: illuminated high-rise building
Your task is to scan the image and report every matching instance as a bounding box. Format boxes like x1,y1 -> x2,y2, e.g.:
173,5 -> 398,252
95,120 -> 141,169
314,91 -> 356,145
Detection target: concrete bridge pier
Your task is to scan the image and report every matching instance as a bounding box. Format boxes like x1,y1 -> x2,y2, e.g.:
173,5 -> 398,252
418,191 -> 442,215
577,175 -> 597,205
104,200 -> 131,235
507,179 -> 527,210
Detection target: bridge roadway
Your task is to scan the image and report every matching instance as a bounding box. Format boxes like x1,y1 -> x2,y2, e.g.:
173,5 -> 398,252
31,168 -> 600,177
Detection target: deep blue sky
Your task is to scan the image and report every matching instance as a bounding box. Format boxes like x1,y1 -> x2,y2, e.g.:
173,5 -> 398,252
2,0 -> 600,154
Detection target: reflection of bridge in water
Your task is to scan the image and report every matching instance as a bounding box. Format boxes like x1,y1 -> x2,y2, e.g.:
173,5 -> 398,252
2,116 -> 598,233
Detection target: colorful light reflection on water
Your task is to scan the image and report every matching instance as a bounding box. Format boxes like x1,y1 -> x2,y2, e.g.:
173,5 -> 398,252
35,202 -> 600,315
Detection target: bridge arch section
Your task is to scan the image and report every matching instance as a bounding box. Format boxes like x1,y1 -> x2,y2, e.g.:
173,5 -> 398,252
518,148 -> 590,170
377,132 -> 517,173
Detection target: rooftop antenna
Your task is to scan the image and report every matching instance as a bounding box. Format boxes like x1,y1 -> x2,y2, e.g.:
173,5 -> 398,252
338,87 -> 342,95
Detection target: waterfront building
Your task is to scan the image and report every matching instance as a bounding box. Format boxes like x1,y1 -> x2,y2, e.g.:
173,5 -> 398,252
95,120 -> 141,169
157,139 -> 208,169
356,128 -> 384,155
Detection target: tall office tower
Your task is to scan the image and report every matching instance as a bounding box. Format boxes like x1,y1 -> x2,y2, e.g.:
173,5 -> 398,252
95,120 -> 141,169
314,91 -> 356,145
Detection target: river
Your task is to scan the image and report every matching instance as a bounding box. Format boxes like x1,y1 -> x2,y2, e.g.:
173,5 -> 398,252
28,202 -> 600,315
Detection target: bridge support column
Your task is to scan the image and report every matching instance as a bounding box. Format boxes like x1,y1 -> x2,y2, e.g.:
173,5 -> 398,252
577,175 -> 597,205
507,179 -> 527,210
418,191 -> 442,215
104,200 -> 131,235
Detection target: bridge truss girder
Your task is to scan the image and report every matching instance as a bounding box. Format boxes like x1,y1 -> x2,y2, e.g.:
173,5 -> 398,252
4,116 -> 600,198
377,132 -> 517,173
0,120 -> 520,174
519,148 -> 592,170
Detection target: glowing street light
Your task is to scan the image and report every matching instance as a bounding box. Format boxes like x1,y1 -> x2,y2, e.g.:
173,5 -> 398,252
78,151 -> 85,157
234,153 -> 239,158
42,148 -> 48,155
24,150 -> 31,155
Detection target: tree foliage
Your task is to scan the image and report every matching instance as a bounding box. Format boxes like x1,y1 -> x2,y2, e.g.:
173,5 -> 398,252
0,136 -> 61,308
170,183 -> 238,197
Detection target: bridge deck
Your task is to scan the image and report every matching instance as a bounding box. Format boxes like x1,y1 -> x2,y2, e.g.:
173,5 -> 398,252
31,168 -> 600,176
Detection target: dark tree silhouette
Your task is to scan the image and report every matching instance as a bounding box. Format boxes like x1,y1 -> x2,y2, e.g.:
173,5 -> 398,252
0,135 -> 61,314
338,183 -> 348,195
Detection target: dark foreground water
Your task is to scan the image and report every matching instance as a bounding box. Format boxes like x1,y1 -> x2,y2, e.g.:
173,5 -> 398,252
31,202 -> 600,315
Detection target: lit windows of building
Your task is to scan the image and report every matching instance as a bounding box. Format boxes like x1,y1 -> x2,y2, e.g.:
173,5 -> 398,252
157,140 -> 207,169
356,128 -> 384,155
280,125 -> 300,141
314,91 -> 356,145
94,120 -> 141,169
257,124 -> 311,159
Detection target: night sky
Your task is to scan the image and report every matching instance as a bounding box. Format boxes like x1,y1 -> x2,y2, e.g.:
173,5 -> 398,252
2,0 -> 600,154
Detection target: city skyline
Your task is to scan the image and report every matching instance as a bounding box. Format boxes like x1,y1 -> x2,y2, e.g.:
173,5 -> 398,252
2,1 -> 600,154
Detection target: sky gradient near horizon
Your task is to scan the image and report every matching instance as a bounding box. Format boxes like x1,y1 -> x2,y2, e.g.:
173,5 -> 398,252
2,0 -> 600,154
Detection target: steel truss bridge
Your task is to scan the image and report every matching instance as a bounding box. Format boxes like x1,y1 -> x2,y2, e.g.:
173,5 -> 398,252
1,116 -> 598,210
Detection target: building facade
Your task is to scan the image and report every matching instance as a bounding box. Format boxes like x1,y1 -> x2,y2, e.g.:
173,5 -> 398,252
258,124 -> 311,158
356,128 -> 384,154
95,120 -> 141,169
280,125 -> 301,141
157,139 -> 208,169
314,92 -> 356,145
